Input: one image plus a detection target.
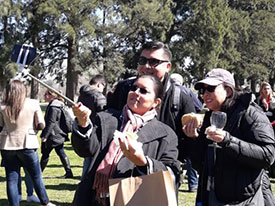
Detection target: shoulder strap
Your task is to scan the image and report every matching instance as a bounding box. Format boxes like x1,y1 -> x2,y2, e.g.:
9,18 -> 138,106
172,84 -> 181,118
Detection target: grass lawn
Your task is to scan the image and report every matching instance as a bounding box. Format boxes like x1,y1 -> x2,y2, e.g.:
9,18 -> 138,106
0,140 -> 274,206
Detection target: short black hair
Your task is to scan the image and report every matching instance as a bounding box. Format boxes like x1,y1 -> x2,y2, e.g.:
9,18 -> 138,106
89,74 -> 106,86
141,41 -> 172,61
136,74 -> 163,99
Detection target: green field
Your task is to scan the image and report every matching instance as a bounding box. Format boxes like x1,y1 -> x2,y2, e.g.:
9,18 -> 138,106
0,141 -> 274,206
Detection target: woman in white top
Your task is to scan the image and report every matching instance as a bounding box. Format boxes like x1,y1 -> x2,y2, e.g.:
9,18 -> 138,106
0,80 -> 55,206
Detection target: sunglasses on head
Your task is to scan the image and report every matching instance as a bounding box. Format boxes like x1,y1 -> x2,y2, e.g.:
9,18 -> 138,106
130,85 -> 149,94
138,56 -> 169,67
200,85 -> 217,94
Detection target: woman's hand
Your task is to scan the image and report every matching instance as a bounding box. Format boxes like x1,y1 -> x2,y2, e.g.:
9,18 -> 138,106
182,118 -> 200,138
205,126 -> 226,143
118,136 -> 147,166
72,103 -> 91,127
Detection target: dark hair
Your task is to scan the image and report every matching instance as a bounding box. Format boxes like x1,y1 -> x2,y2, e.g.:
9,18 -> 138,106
3,80 -> 27,122
221,83 -> 242,111
46,89 -> 64,102
136,74 -> 163,99
89,74 -> 106,86
141,41 -> 172,61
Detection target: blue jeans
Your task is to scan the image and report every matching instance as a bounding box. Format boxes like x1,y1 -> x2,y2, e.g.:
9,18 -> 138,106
81,157 -> 92,178
18,167 -> 34,196
186,157 -> 198,191
1,149 -> 49,206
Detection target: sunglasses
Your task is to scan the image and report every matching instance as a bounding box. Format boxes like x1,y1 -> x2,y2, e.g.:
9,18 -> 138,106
138,56 -> 169,67
45,91 -> 52,96
200,85 -> 217,94
130,85 -> 149,94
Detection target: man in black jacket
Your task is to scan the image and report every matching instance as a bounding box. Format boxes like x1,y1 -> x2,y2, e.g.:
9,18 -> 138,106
107,41 -> 196,186
77,74 -> 107,177
78,74 -> 107,114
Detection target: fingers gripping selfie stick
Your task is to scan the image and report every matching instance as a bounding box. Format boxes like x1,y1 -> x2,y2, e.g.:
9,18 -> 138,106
12,44 -> 75,106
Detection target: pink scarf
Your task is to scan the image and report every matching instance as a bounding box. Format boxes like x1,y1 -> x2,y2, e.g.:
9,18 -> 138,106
92,106 -> 157,205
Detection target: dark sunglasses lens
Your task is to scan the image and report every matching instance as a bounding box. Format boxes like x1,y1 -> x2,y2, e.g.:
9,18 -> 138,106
148,59 -> 160,66
130,85 -> 148,94
139,88 -> 148,94
201,86 -> 216,94
130,85 -> 138,92
207,86 -> 216,92
138,57 -> 147,65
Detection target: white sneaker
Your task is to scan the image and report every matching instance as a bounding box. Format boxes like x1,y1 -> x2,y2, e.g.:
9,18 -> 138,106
44,202 -> 56,206
18,195 -> 22,202
27,195 -> 40,203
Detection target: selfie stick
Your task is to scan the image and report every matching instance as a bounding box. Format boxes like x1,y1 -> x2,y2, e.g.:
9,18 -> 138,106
15,45 -> 75,106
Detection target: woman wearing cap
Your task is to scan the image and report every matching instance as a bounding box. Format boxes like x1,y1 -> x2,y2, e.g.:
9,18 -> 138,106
183,68 -> 275,206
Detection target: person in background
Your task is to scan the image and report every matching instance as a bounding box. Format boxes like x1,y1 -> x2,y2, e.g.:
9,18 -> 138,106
71,74 -> 180,206
256,81 -> 275,129
0,80 -> 55,206
256,82 -> 275,181
18,168 -> 40,203
77,74 -> 107,177
170,73 -> 199,192
107,42 -> 196,191
170,73 -> 203,113
0,158 -> 40,203
183,68 -> 275,205
40,89 -> 73,178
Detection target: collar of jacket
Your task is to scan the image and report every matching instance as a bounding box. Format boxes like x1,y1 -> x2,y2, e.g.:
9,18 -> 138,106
162,73 -> 171,94
50,99 -> 64,107
135,118 -> 169,143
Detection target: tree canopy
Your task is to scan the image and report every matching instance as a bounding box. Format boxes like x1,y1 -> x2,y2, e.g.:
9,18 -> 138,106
1,0 -> 274,99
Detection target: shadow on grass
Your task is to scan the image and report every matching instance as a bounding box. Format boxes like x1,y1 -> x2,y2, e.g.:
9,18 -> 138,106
42,175 -> 81,180
179,188 -> 192,193
0,199 -> 9,206
63,145 -> 75,151
0,199 -> 72,206
44,163 -> 82,169
45,182 -> 78,191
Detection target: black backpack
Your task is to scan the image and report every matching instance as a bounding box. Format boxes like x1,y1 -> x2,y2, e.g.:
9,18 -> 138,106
59,106 -> 73,134
172,84 -> 203,117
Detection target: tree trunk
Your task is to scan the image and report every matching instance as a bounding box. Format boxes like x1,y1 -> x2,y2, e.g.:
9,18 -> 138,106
66,37 -> 78,103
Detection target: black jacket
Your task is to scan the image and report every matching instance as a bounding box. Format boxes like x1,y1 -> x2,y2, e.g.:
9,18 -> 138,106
190,93 -> 275,205
77,85 -> 107,113
40,99 -> 68,146
71,111 -> 181,206
107,74 -> 196,161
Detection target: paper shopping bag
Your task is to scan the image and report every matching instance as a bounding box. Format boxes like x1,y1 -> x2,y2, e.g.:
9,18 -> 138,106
109,170 -> 177,206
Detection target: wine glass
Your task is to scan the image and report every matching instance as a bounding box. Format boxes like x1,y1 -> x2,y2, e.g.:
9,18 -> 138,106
207,111 -> 227,191
210,111 -> 227,131
208,111 -> 227,148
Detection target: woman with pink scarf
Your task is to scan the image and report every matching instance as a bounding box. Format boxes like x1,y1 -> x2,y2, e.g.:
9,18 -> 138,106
71,74 -> 180,206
